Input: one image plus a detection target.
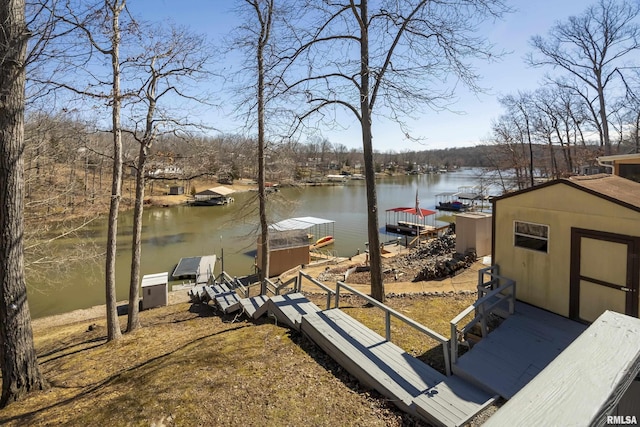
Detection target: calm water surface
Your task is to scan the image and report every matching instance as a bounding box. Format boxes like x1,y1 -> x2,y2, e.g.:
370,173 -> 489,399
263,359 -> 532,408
28,169 -> 489,318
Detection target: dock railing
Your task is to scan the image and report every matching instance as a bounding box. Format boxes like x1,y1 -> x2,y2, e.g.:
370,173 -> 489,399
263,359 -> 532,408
263,276 -> 299,296
216,272 -> 259,298
335,281 -> 452,376
297,271 -> 336,310
449,266 -> 516,365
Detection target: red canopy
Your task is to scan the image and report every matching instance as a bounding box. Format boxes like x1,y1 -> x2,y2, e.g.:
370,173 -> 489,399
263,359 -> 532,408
385,207 -> 436,217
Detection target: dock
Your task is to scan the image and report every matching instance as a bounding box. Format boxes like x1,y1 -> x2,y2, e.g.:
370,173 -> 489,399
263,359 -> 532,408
172,255 -> 216,284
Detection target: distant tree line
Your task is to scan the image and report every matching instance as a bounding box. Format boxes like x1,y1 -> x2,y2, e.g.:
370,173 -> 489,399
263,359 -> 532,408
486,0 -> 640,190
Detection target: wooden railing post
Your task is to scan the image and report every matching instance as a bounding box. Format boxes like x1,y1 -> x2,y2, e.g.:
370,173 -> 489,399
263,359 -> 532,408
385,311 -> 391,341
443,341 -> 452,376
450,322 -> 458,366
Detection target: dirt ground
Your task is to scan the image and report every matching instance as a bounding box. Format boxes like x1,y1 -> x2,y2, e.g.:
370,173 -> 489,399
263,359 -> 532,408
280,246 -> 485,296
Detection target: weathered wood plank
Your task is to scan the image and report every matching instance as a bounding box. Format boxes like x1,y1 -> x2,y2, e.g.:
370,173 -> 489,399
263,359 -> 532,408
453,301 -> 587,399
301,309 -> 496,427
239,295 -> 270,319
211,283 -> 231,295
301,310 -> 406,402
321,309 -> 495,425
485,311 -> 640,427
215,292 -> 241,314
204,286 -> 218,302
267,293 -> 321,331
321,309 -> 445,386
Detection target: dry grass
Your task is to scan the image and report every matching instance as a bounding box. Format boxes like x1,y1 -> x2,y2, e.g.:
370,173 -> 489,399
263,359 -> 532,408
310,293 -> 477,373
1,294 -> 478,426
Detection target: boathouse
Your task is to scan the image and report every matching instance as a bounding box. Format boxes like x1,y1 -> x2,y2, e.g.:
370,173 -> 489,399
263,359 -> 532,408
192,186 -> 234,205
491,174 -> 640,322
257,217 -> 335,277
257,229 -> 310,277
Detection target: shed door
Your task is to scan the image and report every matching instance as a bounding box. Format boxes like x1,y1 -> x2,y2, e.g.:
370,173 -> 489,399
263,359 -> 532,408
570,228 -> 639,323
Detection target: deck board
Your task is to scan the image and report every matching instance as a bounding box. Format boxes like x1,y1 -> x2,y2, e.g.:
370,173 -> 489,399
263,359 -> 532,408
485,311 -> 640,427
239,295 -> 270,319
267,293 -> 321,330
453,301 -> 587,399
172,255 -> 216,282
302,309 -> 496,427
215,292 -> 241,313
211,283 -> 231,294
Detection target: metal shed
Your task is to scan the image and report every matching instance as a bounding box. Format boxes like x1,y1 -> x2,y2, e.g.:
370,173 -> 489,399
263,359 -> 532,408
141,272 -> 168,310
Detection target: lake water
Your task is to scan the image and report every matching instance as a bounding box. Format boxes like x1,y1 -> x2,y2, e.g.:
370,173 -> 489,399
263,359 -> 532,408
27,168 -> 490,318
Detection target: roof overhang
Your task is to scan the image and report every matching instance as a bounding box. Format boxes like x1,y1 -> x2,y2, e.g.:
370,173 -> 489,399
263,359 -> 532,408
270,216 -> 335,232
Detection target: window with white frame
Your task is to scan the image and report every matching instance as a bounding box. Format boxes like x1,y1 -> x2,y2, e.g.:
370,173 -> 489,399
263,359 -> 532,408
514,221 -> 549,252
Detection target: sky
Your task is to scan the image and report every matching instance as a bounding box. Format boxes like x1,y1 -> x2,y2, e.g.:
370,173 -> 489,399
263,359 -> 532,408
129,0 -> 612,151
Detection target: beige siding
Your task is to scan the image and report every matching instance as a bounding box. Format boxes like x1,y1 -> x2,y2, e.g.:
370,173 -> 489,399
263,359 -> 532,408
579,281 -> 626,322
494,183 -> 640,317
455,212 -> 492,257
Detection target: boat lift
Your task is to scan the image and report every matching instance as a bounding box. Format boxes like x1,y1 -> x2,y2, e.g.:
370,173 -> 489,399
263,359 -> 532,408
270,216 -> 336,249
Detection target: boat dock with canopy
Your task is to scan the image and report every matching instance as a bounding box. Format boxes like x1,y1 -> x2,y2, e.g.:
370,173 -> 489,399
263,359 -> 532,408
385,207 -> 448,238
270,216 -> 336,249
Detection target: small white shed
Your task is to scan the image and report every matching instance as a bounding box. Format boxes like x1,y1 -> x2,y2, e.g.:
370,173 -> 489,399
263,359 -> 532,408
455,211 -> 492,257
141,272 -> 169,310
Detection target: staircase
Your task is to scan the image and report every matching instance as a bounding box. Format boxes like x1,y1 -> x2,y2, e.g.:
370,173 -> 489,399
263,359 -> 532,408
188,273 -> 497,426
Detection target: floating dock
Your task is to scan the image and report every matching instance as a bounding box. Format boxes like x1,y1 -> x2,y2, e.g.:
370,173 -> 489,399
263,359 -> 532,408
172,255 -> 216,284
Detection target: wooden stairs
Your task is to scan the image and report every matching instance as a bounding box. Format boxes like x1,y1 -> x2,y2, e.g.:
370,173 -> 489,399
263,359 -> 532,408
189,281 -> 496,426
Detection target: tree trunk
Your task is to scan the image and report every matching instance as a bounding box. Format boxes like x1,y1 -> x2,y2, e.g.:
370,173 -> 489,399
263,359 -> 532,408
0,0 -> 48,406
594,69 -> 611,155
105,1 -> 124,341
256,0 -> 272,291
126,144 -> 146,332
127,64 -> 158,332
359,0 -> 384,302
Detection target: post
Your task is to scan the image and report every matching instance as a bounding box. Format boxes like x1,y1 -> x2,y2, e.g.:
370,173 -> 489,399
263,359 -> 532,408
385,311 -> 391,341
450,323 -> 458,366
443,341 -> 452,376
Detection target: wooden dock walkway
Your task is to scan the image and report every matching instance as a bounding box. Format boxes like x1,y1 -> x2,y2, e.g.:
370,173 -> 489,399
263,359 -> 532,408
172,255 -> 216,284
189,278 -> 497,426
264,292 -> 322,330
301,308 -> 496,427
452,301 -> 587,399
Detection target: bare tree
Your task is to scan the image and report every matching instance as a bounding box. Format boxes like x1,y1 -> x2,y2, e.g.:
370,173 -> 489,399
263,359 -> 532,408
45,0 -> 132,341
499,93 -> 536,187
285,0 -> 508,301
0,0 -> 48,406
528,0 -> 640,155
232,0 -> 292,283
124,23 -> 212,332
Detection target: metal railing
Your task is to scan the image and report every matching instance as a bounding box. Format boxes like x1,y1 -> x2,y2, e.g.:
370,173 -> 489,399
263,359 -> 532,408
297,271 -> 336,310
335,280 -> 452,376
449,266 -> 516,365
